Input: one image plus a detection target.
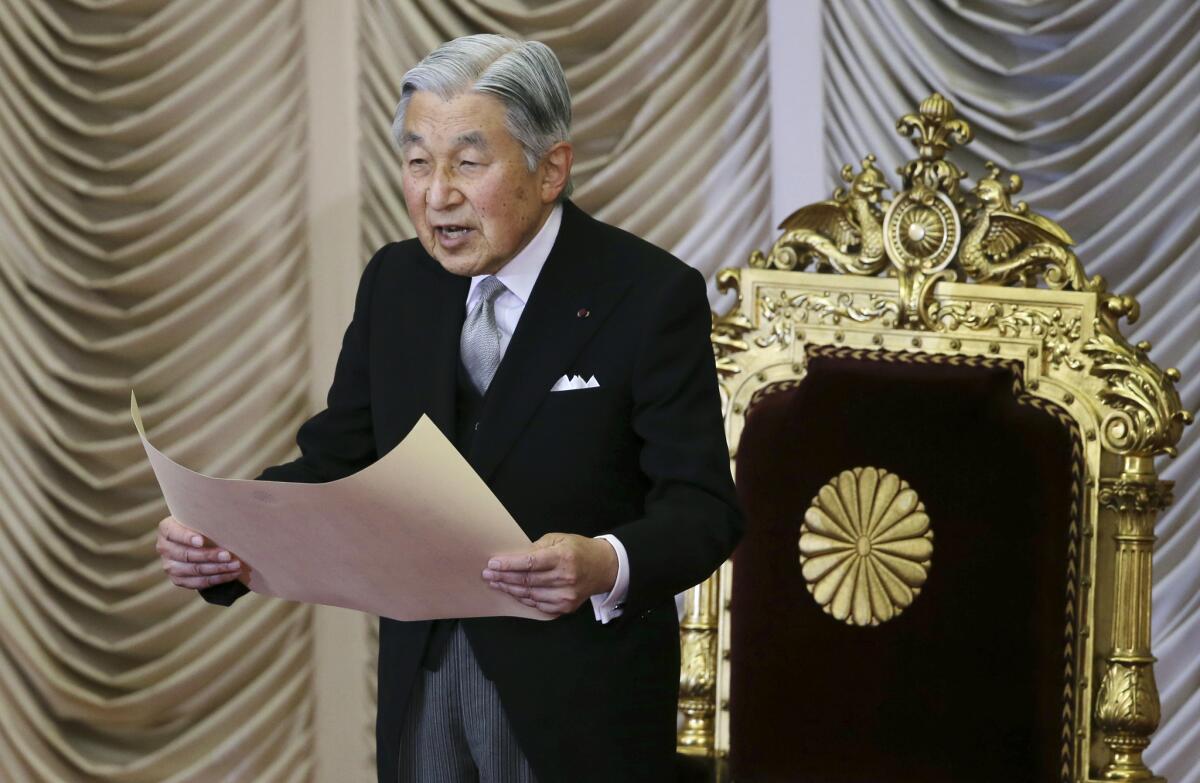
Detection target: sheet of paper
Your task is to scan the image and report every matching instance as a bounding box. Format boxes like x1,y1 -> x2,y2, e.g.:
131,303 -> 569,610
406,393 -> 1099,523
132,393 -> 548,621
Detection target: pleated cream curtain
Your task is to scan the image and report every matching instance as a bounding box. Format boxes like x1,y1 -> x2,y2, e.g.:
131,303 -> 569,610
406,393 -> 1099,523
0,1 -> 316,781
820,2 -> 1200,780
360,0 -> 773,298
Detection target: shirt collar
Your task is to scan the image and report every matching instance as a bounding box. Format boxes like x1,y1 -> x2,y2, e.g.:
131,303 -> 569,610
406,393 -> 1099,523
467,203 -> 562,306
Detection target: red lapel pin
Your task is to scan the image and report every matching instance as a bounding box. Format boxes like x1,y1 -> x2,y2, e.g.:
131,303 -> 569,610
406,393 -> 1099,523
577,308 -> 590,318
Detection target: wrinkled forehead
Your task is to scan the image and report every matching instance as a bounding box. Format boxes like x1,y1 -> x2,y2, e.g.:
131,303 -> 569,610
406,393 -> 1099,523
399,90 -> 512,150
398,128 -> 489,152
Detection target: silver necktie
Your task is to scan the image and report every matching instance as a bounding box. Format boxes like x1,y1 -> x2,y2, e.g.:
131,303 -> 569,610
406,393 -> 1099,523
460,276 -> 508,394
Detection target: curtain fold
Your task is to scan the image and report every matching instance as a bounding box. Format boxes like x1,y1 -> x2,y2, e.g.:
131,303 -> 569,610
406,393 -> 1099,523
821,2 -> 1199,780
0,1 -> 316,781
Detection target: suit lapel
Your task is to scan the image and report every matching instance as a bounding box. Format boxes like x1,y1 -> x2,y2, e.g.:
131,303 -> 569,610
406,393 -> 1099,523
409,256 -> 469,440
470,203 -> 633,482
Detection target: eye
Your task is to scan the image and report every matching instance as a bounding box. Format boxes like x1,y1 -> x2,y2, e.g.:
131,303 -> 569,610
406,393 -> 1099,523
459,160 -> 479,170
407,157 -> 428,170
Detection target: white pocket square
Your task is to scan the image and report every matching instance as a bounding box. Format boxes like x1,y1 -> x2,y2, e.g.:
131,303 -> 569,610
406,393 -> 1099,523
551,374 -> 600,392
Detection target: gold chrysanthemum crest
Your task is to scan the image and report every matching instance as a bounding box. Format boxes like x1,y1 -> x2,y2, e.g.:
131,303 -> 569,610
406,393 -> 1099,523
799,467 -> 933,626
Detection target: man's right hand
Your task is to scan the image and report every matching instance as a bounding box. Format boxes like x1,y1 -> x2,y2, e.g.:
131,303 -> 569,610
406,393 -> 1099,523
156,516 -> 246,590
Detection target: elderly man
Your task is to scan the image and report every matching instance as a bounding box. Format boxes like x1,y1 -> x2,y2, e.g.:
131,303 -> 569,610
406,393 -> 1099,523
156,34 -> 741,782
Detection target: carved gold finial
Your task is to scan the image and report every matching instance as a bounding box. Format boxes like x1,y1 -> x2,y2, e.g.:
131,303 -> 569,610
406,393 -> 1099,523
897,92 -> 973,161
919,92 -> 952,121
896,92 -> 973,199
800,467 -> 933,626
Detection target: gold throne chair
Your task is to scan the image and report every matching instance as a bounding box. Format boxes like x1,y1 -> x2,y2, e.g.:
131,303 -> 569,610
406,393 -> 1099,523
676,94 -> 1192,783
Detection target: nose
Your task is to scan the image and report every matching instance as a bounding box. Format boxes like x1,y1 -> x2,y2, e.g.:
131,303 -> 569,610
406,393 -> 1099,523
427,165 -> 462,210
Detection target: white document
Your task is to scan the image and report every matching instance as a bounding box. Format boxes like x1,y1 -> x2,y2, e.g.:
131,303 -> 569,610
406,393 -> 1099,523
132,393 -> 549,622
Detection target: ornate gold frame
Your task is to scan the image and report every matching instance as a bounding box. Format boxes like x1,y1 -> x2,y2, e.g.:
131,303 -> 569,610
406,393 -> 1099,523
677,94 -> 1192,782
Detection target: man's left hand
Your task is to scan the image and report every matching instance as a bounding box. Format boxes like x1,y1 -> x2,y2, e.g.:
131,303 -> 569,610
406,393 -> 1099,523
483,533 -> 618,617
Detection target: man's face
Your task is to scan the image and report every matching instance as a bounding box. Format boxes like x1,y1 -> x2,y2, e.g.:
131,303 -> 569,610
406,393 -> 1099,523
400,90 -> 565,277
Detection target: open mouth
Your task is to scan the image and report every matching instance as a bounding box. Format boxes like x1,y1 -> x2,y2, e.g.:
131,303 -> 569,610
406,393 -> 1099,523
435,226 -> 473,241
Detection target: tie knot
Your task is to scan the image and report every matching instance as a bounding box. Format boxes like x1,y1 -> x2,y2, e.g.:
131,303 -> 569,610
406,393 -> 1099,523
475,276 -> 506,305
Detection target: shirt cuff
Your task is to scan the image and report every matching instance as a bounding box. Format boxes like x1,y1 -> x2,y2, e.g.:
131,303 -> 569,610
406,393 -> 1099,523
590,534 -> 629,624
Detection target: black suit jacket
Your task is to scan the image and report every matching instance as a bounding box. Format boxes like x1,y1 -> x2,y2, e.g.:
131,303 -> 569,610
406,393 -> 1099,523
204,202 -> 741,782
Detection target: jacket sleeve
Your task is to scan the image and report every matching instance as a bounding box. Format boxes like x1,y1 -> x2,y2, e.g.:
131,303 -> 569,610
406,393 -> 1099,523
607,264 -> 743,615
200,247 -> 388,606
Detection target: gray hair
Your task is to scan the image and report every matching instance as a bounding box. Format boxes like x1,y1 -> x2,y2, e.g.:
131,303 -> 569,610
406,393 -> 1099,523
393,34 -> 574,199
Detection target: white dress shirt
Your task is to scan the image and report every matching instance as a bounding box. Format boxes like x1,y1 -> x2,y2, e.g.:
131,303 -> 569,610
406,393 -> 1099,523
466,203 -> 630,623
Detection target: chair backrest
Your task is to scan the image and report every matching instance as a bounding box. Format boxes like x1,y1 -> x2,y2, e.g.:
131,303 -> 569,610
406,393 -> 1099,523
676,93 -> 1191,783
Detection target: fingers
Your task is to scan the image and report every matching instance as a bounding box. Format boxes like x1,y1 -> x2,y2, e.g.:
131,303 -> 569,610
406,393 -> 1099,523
156,537 -> 233,565
488,582 -> 573,602
162,558 -> 243,578
483,542 -> 576,587
485,547 -> 559,574
156,515 -> 243,592
484,535 -> 598,615
483,533 -> 600,596
158,515 -> 209,548
167,569 -> 243,590
489,583 -> 581,616
481,567 -> 568,587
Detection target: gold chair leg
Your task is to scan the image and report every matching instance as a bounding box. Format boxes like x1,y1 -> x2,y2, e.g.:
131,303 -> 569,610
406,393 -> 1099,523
1095,457 -> 1170,782
678,573 -> 720,756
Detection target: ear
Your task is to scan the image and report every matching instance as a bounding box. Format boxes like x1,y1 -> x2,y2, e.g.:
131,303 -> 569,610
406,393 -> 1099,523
539,141 -> 574,203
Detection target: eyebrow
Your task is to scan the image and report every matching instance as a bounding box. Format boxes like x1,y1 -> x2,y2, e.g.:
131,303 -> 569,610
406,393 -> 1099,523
398,130 -> 489,151
454,131 -> 489,151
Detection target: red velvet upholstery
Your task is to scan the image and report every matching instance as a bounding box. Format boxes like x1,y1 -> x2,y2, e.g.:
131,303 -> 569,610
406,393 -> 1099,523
728,352 -> 1077,782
